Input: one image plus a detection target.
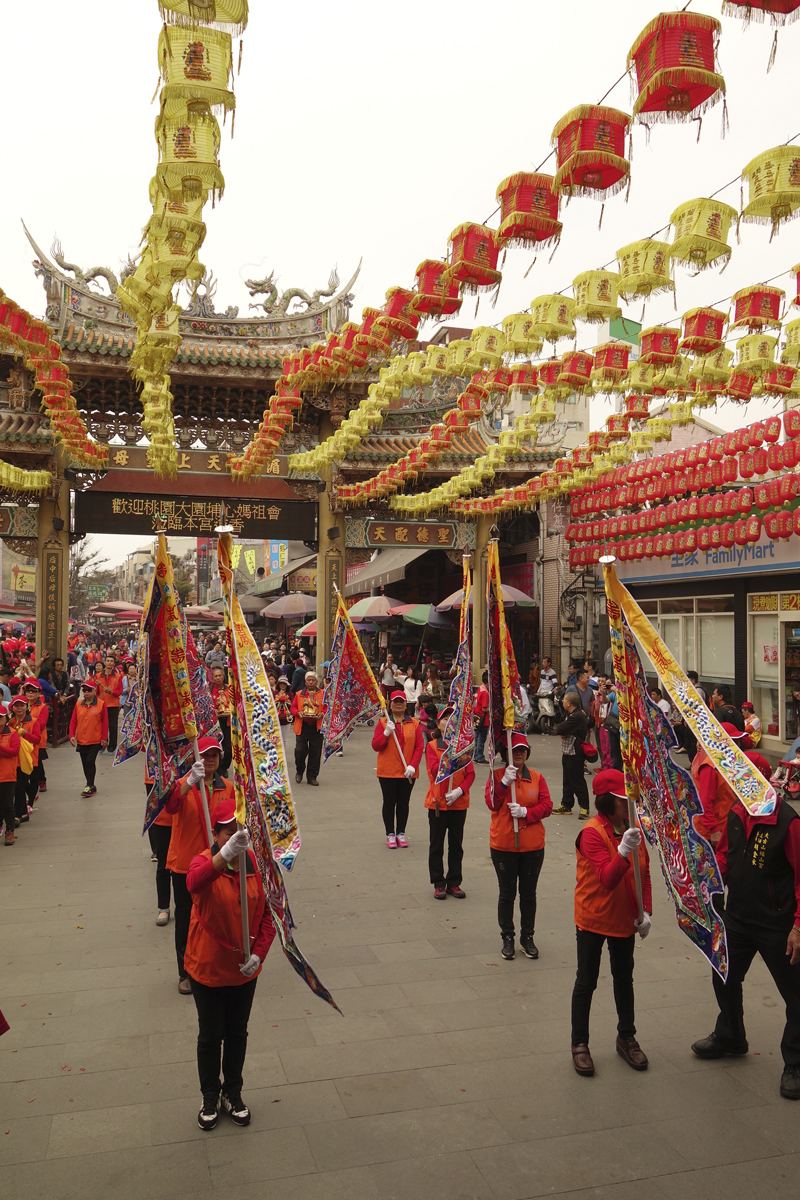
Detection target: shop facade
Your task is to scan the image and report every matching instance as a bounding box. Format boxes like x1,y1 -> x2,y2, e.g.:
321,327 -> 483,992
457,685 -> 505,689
616,532 -> 800,760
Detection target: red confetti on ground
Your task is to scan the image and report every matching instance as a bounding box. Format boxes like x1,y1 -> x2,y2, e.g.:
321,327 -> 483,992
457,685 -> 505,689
80,1068 -> 85,1072
20,1004 -> 25,1007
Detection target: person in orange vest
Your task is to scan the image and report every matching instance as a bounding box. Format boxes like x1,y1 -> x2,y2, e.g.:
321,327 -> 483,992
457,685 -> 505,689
210,666 -> 232,775
691,722 -> 770,845
23,680 -> 49,803
371,689 -> 424,849
571,768 -> 652,1078
9,695 -> 38,821
290,670 -> 324,787
146,766 -> 174,928
185,797 -> 276,1131
424,705 -> 476,900
0,705 -> 21,845
95,653 -> 123,754
485,731 -> 553,961
165,737 -> 232,994
68,680 -> 108,797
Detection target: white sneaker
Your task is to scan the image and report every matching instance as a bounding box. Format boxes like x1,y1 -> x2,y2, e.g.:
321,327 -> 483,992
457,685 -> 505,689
387,834 -> 397,849
156,910 -> 170,926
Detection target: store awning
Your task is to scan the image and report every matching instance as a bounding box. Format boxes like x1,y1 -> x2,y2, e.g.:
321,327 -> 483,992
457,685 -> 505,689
344,548 -> 428,598
253,554 -> 317,597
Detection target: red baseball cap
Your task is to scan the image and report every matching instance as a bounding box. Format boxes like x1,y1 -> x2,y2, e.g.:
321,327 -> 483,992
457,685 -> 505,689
80,680 -> 97,691
10,695 -> 28,705
439,705 -> 455,721
592,768 -> 627,798
23,680 -> 41,691
721,722 -> 745,740
389,690 -> 406,702
741,701 -> 754,711
197,736 -> 222,755
0,704 -> 8,717
211,797 -> 237,826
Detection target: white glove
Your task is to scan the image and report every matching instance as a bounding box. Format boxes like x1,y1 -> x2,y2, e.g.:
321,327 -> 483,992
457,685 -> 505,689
239,953 -> 261,978
445,788 -> 462,807
501,765 -> 518,787
634,913 -> 651,939
403,764 -> 416,779
618,827 -> 641,859
220,828 -> 250,862
188,760 -> 206,787
508,800 -> 528,820
384,719 -> 395,737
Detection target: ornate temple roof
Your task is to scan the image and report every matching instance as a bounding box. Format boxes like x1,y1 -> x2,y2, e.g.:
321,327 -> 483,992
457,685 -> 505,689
59,322 -> 284,370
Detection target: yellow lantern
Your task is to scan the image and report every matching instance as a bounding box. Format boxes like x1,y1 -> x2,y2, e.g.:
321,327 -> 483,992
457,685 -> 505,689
668,401 -> 694,425
736,333 -> 778,373
156,113 -> 225,200
625,361 -> 659,394
646,417 -> 671,442
502,312 -> 543,357
629,430 -> 653,452
782,318 -> 800,365
660,355 -> 693,395
468,326 -> 505,370
445,339 -> 473,376
741,146 -> 800,237
158,25 -> 235,115
572,271 -> 622,323
158,2 -> 249,33
529,294 -> 576,343
425,344 -> 449,377
690,345 -> 733,382
617,239 -> 674,300
669,198 -> 737,272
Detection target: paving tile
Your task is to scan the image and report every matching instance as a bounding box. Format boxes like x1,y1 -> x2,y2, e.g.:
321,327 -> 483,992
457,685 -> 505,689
279,1034 -> 454,1085
0,1141 -> 211,1200
205,1124 -> 317,1184
333,1069 -> 440,1117
336,1150 -> 496,1200
47,1102 -> 151,1159
0,1114 -> 53,1166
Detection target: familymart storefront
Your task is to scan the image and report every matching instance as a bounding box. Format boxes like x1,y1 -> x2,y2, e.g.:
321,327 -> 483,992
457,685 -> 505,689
616,533 -> 800,760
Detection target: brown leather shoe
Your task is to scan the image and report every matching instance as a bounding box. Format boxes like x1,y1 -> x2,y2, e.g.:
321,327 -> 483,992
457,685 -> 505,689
571,1043 -> 595,1076
616,1035 -> 648,1071
178,977 -> 192,995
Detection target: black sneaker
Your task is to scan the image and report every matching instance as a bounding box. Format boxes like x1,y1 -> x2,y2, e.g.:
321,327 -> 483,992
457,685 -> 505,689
197,1097 -> 219,1131
501,935 -> 515,961
780,1065 -> 800,1100
690,1032 -> 749,1059
520,935 -> 539,960
220,1092 -> 251,1126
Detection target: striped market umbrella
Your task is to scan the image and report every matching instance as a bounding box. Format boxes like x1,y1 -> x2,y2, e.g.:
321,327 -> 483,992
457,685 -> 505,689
391,603 -> 453,628
346,595 -> 404,621
436,584 -> 536,611
260,592 -> 317,619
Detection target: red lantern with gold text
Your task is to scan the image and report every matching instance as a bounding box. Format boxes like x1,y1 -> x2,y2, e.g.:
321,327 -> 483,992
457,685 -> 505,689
722,2 -> 800,24
551,105 -> 631,199
558,351 -> 594,389
413,260 -> 462,319
731,285 -> 784,331
627,12 -> 725,124
681,307 -> 726,353
495,172 -> 562,248
445,223 -> 502,295
380,288 -> 421,341
510,364 -> 539,393
639,326 -> 680,365
354,308 -> 393,355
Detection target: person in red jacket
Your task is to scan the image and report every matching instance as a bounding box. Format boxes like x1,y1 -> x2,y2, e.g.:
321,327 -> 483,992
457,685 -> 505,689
372,690 -> 424,849
185,797 -> 276,1131
9,694 -> 40,820
290,670 -> 324,786
95,654 -> 123,754
727,723 -> 771,780
23,680 -> 49,804
424,705 -> 476,900
485,731 -> 552,961
473,671 -> 490,764
166,737 -> 231,994
693,722 -> 771,844
0,705 -> 20,845
68,680 -> 108,797
571,768 -> 652,1078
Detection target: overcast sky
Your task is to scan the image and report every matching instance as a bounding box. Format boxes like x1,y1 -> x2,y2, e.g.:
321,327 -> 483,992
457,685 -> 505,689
2,2 -> 798,566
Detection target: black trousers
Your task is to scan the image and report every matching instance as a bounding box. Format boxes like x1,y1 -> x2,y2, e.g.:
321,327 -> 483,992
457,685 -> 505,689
219,717 -> 232,776
190,976 -> 258,1101
15,768 -> 36,818
77,743 -> 101,788
0,779 -> 15,832
106,707 -> 119,752
712,914 -> 800,1067
379,777 -> 413,834
428,808 -> 467,887
490,847 -> 544,938
561,753 -> 589,811
571,928 -> 636,1046
172,870 -> 192,979
147,823 -> 173,911
295,725 -> 322,781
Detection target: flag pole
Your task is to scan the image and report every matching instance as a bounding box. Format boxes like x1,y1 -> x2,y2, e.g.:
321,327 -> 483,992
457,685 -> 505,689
191,736 -> 215,851
506,726 -> 520,850
489,533 -> 519,849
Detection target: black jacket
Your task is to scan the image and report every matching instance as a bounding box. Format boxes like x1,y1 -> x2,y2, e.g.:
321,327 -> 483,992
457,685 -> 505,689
553,709 -> 588,741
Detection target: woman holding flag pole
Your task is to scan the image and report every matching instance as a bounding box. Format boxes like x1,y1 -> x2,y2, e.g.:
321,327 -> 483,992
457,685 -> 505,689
372,689 -> 424,848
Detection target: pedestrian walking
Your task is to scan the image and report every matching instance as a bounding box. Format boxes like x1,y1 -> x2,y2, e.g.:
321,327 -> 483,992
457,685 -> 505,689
146,769 -> 174,927
290,670 -> 324,786
211,666 -> 232,775
486,732 -> 552,961
372,689 -> 423,849
95,654 -> 123,753
23,680 -> 49,800
424,705 -> 475,900
0,705 -> 20,845
68,680 -> 108,797
473,671 -> 490,763
571,769 -> 652,1078
552,692 -> 590,817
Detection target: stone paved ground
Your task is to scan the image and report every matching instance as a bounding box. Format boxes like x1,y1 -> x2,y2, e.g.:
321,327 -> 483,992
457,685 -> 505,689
1,730 -> 797,1200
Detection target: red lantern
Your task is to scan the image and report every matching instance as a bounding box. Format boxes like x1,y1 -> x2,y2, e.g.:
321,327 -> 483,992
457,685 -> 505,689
727,368 -> 756,401
731,284 -> 785,332
413,260 -> 462,320
354,308 -> 393,354
723,2 -> 800,23
675,531 -> 687,554
764,511 -> 782,539
639,325 -> 680,365
538,359 -> 563,389
680,306 -> 726,353
763,363 -> 797,396
495,172 -> 562,249
551,105 -> 631,199
510,364 -> 539,393
558,351 -> 594,388
445,223 -> 502,295
624,394 -> 650,421
606,414 -> 631,439
628,12 -> 725,124
380,288 -> 421,341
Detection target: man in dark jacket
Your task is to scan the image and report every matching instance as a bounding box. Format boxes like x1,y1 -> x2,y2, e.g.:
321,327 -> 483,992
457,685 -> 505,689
551,691 -> 590,818
691,792 -> 800,1101
710,683 -> 745,732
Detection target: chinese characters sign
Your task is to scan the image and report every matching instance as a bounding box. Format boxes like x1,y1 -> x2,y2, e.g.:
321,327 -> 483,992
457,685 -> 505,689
42,545 -> 63,658
751,594 -> 778,612
365,521 -> 455,548
107,447 -> 288,477
73,492 -> 316,540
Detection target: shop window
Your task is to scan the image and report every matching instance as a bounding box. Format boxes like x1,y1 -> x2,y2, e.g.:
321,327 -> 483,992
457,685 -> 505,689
696,596 -> 734,613
784,625 -> 800,744
698,614 -> 734,686
751,614 -> 780,738
660,598 -> 693,614
637,600 -> 658,615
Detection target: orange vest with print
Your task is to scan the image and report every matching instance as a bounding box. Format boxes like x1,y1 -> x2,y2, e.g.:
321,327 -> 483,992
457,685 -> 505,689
376,716 -> 420,778
0,728 -> 20,782
74,698 -> 106,746
29,700 -> 48,749
489,767 -> 546,852
691,748 -> 738,830
574,816 -> 648,937
167,776 -> 232,873
292,689 -> 324,735
424,741 -> 470,811
183,848 -> 266,988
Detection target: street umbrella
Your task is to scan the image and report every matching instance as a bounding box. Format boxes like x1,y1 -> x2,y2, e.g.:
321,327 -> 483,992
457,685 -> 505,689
436,584 -> 536,611
260,593 -> 317,619
346,595 -> 404,621
391,603 -> 453,629
298,618 -> 379,637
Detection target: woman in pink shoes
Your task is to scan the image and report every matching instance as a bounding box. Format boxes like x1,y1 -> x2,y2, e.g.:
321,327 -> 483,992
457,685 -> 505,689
371,689 -> 423,848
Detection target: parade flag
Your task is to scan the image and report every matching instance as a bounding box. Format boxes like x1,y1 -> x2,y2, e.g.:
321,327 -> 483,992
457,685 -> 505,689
486,539 -> 523,792
436,555 -> 475,784
115,534 -> 219,832
603,558 -> 738,980
321,591 -> 385,762
218,530 -> 340,1012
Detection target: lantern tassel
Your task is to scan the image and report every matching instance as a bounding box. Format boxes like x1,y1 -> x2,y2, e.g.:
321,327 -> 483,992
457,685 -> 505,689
721,98 -> 729,139
598,203 -> 605,232
150,76 -> 161,104
694,115 -> 703,144
238,39 -> 244,75
767,32 -> 778,74
548,237 -> 561,264
523,257 -> 537,279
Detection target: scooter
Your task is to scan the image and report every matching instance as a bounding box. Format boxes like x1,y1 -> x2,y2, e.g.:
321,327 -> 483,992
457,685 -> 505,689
531,688 -> 561,734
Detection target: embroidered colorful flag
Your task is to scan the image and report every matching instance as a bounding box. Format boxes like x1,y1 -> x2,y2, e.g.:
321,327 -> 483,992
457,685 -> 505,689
218,530 -> 339,1011
486,539 -> 523,805
603,558 -> 730,980
321,592 -> 385,762
436,555 -> 475,784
